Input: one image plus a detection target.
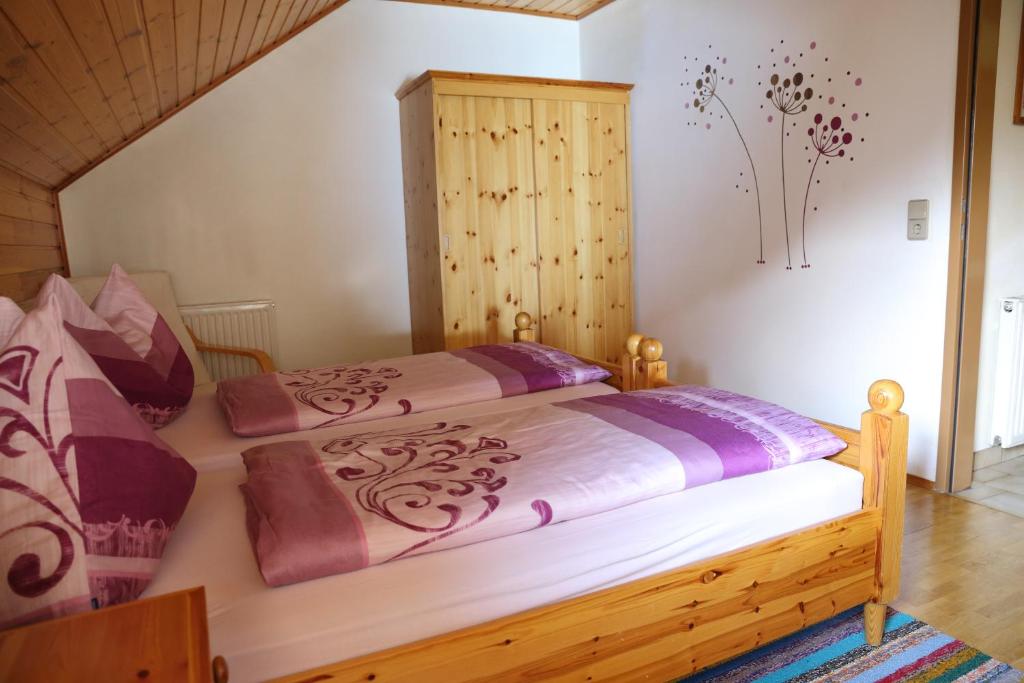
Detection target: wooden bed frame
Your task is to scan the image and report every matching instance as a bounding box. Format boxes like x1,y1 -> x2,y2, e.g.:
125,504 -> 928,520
266,316 -> 908,683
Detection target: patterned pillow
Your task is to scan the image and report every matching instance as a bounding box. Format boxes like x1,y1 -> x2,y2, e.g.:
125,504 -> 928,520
0,295 -> 196,628
39,268 -> 194,428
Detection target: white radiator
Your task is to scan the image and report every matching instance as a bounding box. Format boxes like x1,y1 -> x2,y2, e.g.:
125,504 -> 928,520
992,296 -> 1024,448
179,300 -> 278,382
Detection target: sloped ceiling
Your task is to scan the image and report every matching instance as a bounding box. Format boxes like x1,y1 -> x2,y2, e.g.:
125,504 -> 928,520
391,0 -> 616,20
0,0 -> 614,192
0,0 -> 350,190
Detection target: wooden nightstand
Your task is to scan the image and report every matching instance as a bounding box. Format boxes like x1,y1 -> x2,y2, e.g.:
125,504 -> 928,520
0,586 -> 228,682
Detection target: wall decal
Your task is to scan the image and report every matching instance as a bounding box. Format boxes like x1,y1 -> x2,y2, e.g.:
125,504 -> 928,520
684,40 -> 869,271
765,71 -> 813,270
801,114 -> 854,268
683,52 -> 766,264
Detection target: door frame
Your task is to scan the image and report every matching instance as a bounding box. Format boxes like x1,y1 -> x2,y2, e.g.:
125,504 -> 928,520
935,0 -> 1002,492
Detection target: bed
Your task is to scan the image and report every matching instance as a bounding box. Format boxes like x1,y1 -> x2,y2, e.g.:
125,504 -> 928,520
146,319 -> 907,683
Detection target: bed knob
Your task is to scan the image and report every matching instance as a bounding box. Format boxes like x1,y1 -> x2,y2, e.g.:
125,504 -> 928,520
626,333 -> 644,356
639,337 -> 663,363
868,379 -> 904,414
515,312 -> 533,331
212,656 -> 229,683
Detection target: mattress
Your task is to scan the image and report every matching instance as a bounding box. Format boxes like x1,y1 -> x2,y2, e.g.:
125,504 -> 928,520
145,458 -> 864,682
160,381 -> 620,471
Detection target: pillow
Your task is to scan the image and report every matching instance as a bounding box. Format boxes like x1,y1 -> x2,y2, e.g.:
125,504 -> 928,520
0,295 -> 196,628
39,269 -> 194,428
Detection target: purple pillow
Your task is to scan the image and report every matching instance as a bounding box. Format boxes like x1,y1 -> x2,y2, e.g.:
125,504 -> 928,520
39,268 -> 193,428
0,295 -> 196,628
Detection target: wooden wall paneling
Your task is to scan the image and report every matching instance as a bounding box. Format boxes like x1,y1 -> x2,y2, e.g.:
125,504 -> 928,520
0,123 -> 67,186
436,94 -> 540,348
389,0 -> 619,20
295,0 -> 321,27
245,0 -> 280,60
229,0 -> 265,70
277,0 -> 309,43
102,0 -> 162,123
141,0 -> 179,114
260,0 -> 296,50
0,12 -> 107,163
195,0 -> 226,89
174,0 -> 202,100
0,268 -> 63,305
53,0 -> 144,135
212,0 -> 247,81
0,0 -> 350,192
0,170 -> 65,303
400,81 -> 446,354
0,87 -> 83,176
2,0 -> 127,146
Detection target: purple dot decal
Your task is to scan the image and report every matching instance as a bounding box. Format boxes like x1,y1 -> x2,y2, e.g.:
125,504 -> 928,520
851,112 -> 859,121
706,123 -> 711,130
785,55 -> 791,64
855,77 -> 863,86
810,41 -> 817,49
722,57 -> 727,64
728,78 -> 734,85
767,115 -> 774,123
684,102 -> 690,109
828,96 -> 835,105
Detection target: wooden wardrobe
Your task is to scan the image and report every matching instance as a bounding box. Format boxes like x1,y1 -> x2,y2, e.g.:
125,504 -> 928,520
397,71 -> 635,364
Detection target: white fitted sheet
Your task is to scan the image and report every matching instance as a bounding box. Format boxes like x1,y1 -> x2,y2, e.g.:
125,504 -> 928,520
146,458 -> 863,682
160,381 -> 620,471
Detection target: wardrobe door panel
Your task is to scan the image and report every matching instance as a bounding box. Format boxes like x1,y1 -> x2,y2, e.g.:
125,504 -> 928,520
534,100 -> 632,364
435,95 -> 540,349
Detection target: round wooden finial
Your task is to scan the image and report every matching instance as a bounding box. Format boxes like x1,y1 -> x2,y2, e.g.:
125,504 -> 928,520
626,333 -> 644,356
868,379 -> 904,414
212,656 -> 229,683
515,312 -> 532,331
639,337 -> 663,362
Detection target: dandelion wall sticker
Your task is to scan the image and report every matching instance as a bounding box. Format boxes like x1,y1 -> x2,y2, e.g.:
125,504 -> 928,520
765,71 -> 813,270
800,114 -> 855,268
683,54 -> 766,264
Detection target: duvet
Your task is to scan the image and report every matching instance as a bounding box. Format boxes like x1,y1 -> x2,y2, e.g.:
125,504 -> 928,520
217,342 -> 611,437
240,385 -> 847,587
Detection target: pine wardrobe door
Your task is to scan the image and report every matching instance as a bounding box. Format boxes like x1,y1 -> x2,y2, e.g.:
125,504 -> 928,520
435,95 -> 541,350
533,99 -> 633,364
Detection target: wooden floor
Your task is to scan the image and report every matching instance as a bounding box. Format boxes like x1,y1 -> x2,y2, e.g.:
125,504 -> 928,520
895,486 -> 1024,669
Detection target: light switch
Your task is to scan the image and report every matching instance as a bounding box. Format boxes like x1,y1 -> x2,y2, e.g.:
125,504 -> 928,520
908,199 -> 929,241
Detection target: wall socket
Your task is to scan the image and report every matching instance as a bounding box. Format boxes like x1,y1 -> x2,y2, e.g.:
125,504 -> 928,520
908,199 -> 929,240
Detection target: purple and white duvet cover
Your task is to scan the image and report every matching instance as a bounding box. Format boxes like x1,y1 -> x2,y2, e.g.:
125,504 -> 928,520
240,386 -> 846,587
217,342 -> 611,437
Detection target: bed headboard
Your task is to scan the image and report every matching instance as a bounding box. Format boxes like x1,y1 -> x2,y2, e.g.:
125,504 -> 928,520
0,170 -> 67,307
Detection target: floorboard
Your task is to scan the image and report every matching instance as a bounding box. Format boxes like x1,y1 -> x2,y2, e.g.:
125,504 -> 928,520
895,487 -> 1024,669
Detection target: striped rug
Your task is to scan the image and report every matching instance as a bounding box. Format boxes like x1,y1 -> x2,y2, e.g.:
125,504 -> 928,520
678,607 -> 1022,682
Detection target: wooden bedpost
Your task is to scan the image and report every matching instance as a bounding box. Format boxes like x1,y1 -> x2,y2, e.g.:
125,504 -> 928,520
860,379 -> 908,647
635,337 -> 667,390
621,333 -> 644,391
513,312 -> 536,342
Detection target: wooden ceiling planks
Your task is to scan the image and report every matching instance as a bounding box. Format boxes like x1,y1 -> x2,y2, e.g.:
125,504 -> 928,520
390,0 -> 617,20
0,0 -> 352,190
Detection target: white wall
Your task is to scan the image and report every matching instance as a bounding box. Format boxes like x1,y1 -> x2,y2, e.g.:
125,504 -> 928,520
975,0 -> 1024,451
580,0 -> 961,479
60,0 -> 580,370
